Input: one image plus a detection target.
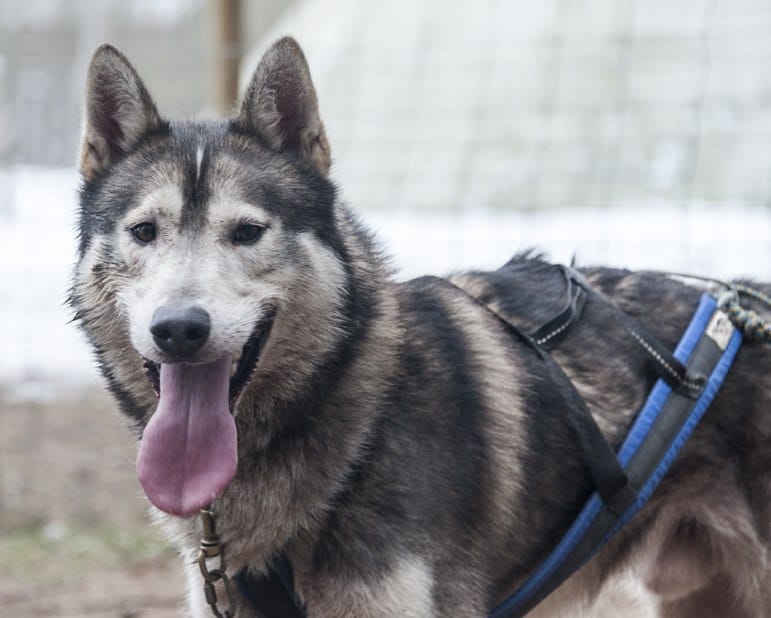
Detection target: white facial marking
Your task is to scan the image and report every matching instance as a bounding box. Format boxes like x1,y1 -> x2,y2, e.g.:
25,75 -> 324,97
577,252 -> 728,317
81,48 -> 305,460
195,143 -> 204,183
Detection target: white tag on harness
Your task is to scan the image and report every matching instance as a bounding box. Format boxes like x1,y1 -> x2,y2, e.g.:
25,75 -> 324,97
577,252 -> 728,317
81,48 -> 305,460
706,310 -> 734,351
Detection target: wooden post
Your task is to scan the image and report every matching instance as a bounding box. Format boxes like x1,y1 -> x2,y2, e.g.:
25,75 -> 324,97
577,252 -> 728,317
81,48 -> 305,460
213,0 -> 240,115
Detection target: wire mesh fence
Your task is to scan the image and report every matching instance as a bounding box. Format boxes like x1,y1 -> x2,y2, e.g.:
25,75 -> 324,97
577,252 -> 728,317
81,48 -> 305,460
299,0 -> 771,213
1,0 -> 770,207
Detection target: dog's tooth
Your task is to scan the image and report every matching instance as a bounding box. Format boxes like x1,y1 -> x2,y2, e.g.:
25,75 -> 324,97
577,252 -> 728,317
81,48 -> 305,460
231,359 -> 238,377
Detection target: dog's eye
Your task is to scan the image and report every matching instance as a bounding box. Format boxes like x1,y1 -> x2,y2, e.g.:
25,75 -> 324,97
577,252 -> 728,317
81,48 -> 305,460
232,223 -> 266,245
131,222 -> 156,244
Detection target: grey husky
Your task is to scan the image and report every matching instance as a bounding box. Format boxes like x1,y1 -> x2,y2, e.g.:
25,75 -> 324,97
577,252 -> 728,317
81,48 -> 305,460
71,37 -> 771,617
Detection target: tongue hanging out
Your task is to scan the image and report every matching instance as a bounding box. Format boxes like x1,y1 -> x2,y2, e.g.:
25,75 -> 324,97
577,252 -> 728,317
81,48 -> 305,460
136,356 -> 237,516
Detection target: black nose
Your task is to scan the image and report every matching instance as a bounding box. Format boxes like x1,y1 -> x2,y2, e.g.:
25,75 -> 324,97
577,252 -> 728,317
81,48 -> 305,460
150,305 -> 211,359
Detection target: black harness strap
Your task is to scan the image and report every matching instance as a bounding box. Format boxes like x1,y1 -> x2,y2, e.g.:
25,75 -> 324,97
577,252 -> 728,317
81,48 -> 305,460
440,272 -> 636,519
534,266 -> 701,398
530,266 -> 588,350
234,554 -> 305,618
603,300 -> 704,398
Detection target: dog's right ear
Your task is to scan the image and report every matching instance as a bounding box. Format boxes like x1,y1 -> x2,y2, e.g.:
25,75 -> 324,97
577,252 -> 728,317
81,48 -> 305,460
79,44 -> 162,182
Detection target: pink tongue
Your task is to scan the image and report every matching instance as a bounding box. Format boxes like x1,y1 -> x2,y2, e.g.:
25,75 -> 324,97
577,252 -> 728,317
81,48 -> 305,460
136,357 -> 237,516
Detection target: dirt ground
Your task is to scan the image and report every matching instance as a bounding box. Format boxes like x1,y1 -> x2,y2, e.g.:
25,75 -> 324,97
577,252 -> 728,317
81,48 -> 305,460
0,387 -> 186,617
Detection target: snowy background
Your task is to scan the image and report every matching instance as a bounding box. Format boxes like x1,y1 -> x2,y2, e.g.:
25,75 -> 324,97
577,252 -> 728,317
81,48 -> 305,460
2,0 -> 770,397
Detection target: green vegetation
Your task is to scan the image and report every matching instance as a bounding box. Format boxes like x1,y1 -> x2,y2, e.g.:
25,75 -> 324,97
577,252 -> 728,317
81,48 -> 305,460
0,522 -> 175,583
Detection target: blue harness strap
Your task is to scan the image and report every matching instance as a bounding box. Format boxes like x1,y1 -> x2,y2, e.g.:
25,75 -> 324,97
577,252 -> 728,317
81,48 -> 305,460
489,294 -> 743,617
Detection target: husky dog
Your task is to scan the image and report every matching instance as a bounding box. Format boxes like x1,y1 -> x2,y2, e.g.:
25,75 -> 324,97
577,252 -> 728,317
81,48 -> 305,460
71,37 -> 771,617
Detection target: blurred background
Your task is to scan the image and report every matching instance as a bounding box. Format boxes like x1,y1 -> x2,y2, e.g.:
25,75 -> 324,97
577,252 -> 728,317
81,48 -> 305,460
1,0 -> 769,615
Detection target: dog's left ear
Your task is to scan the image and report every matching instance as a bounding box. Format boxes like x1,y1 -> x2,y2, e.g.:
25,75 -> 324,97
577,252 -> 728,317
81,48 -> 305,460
237,37 -> 331,176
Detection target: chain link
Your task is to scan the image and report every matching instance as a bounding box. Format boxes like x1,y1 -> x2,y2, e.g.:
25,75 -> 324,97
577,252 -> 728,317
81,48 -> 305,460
198,508 -> 238,618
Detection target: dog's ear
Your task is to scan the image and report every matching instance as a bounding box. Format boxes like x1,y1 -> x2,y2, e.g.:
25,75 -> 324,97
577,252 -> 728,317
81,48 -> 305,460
79,44 -> 162,181
237,37 -> 331,176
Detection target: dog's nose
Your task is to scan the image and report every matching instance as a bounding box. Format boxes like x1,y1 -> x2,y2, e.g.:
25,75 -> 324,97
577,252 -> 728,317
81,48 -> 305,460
150,305 -> 211,359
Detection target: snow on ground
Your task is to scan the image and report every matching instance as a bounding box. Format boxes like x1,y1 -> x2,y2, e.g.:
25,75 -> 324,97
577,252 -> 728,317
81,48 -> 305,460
1,166 -> 769,398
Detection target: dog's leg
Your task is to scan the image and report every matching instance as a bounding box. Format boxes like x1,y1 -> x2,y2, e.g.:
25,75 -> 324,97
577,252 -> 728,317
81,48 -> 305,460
657,573 -> 758,618
527,562 -> 659,618
642,484 -> 770,618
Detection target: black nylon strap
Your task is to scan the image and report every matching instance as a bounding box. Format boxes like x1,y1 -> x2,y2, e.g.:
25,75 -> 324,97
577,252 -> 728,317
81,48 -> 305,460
542,359 -> 635,515
601,300 -> 704,399
234,555 -> 306,618
529,265 -> 703,399
426,276 -> 547,358
530,267 -> 588,350
438,273 -> 634,514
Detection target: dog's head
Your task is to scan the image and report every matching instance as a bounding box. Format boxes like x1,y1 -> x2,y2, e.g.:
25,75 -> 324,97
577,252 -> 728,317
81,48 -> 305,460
72,38 -> 353,517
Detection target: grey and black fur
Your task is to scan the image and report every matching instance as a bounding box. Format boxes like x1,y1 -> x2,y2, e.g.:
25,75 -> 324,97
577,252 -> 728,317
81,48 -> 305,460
71,37 -> 771,617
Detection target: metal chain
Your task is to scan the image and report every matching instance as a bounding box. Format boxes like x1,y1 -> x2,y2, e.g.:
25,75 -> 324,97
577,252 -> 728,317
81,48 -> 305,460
198,508 -> 238,618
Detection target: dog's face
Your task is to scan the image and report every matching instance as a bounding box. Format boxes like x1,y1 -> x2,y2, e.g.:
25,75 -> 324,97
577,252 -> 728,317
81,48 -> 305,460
71,39 -> 348,516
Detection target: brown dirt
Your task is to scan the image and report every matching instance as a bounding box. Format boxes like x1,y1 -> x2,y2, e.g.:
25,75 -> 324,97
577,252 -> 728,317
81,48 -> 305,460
0,387 -> 186,617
